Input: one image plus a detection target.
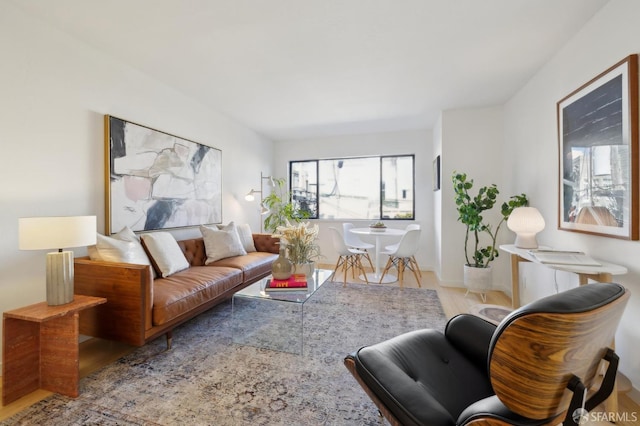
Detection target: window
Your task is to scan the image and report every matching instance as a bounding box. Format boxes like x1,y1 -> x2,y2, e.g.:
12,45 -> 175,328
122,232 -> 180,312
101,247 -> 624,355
290,155 -> 414,220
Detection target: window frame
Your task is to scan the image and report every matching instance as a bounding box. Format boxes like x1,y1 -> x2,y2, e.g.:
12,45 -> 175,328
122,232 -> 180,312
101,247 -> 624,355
289,154 -> 415,221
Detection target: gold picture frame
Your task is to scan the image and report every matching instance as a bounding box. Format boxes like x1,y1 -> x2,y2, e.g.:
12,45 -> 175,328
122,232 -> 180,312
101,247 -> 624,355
104,115 -> 222,234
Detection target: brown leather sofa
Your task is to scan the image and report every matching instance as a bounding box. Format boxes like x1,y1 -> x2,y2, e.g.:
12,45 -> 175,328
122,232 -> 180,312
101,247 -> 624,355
75,233 -> 279,348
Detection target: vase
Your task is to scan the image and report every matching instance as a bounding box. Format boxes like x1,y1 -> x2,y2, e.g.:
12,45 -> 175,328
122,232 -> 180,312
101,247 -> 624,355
293,261 -> 315,279
272,247 -> 293,280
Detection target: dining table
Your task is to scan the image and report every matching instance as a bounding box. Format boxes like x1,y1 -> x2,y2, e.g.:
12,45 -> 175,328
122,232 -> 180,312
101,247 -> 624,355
350,227 -> 406,283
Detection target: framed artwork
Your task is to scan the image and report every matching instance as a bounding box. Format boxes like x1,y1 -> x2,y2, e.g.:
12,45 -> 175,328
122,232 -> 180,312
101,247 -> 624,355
433,155 -> 441,191
557,55 -> 638,240
105,115 -> 222,234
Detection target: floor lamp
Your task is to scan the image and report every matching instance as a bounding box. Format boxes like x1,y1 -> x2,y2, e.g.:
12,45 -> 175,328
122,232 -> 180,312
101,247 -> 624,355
245,172 -> 273,232
19,216 -> 97,305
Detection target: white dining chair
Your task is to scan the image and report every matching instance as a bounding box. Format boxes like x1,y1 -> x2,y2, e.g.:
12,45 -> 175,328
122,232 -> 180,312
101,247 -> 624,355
329,227 -> 369,286
343,223 -> 374,272
379,228 -> 422,288
384,224 -> 422,279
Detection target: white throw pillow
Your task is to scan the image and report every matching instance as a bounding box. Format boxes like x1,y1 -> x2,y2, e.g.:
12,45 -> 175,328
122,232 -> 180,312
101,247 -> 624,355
236,223 -> 257,253
88,227 -> 157,278
140,232 -> 190,278
201,223 -> 247,264
91,234 -> 137,263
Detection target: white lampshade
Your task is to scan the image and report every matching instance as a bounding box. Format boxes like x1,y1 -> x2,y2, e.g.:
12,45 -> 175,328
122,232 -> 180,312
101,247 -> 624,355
19,216 -> 97,250
19,216 -> 97,305
507,207 -> 545,249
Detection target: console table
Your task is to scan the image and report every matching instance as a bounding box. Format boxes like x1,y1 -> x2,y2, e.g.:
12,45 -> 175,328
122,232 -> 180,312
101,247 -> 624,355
2,295 -> 106,405
499,244 -> 627,308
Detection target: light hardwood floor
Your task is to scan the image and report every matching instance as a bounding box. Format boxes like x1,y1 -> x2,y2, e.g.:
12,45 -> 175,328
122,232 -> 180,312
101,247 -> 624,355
1,268 -> 638,424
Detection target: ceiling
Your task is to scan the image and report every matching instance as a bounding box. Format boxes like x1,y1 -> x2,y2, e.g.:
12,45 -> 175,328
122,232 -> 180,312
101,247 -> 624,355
11,0 -> 609,141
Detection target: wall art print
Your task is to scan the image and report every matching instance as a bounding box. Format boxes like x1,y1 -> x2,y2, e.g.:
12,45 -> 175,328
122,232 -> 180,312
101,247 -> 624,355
557,54 -> 638,240
105,115 -> 222,234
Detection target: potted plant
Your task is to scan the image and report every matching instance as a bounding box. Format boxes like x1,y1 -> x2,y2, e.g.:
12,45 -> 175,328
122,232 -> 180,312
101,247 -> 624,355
262,178 -> 310,233
272,220 -> 322,278
452,171 -> 528,298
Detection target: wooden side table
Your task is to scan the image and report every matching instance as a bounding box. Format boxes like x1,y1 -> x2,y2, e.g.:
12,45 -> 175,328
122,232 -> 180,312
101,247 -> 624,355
2,295 -> 106,405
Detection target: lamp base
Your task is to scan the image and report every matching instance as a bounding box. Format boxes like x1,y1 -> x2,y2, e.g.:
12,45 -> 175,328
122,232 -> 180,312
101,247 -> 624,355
514,233 -> 539,249
46,251 -> 74,306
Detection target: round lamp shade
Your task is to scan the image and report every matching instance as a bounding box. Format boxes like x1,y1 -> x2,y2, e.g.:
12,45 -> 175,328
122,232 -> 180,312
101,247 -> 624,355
507,207 -> 545,249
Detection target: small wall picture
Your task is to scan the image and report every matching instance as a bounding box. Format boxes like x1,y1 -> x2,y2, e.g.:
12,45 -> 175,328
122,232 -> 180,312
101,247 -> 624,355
433,155 -> 441,191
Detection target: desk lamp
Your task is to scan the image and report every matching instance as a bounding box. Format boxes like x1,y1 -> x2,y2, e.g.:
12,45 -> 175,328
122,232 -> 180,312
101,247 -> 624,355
19,216 -> 97,305
507,207 -> 545,249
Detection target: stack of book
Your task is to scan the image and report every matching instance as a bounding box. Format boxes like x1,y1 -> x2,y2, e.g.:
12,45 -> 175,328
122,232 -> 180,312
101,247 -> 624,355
265,274 -> 308,292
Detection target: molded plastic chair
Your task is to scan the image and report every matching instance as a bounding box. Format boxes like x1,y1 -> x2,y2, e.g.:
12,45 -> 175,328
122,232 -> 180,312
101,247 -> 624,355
384,224 -> 422,278
379,228 -> 421,287
342,223 -> 374,272
345,283 -> 629,426
328,227 -> 369,286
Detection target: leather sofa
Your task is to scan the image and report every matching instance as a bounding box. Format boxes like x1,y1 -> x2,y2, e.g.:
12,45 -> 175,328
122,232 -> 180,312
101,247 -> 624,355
74,233 -> 279,348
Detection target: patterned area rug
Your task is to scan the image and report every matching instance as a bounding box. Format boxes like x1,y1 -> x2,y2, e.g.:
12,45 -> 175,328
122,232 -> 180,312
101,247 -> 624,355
3,281 -> 447,425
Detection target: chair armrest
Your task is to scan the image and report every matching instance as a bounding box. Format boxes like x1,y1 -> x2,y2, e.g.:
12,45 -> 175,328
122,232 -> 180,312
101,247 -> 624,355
74,257 -> 153,346
445,314 -> 497,372
253,233 -> 280,254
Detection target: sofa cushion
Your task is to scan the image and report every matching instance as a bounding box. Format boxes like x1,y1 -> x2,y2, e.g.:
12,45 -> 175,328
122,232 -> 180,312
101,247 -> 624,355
141,232 -> 190,278
236,223 -> 257,253
211,252 -> 277,283
201,223 -> 247,264
89,228 -> 157,278
152,266 -> 243,326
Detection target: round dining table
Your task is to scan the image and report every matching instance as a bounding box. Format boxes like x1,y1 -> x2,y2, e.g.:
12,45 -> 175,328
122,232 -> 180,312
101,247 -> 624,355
350,227 -> 406,283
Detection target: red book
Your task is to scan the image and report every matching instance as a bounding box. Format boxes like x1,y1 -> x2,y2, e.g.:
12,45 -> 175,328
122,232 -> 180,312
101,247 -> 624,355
265,274 -> 308,291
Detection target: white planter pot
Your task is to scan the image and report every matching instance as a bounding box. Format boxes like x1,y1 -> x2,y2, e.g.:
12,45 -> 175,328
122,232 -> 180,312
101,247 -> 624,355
463,265 -> 493,302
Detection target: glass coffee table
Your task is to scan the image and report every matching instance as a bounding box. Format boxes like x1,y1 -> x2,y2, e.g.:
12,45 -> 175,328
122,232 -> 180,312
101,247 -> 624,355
232,268 -> 333,354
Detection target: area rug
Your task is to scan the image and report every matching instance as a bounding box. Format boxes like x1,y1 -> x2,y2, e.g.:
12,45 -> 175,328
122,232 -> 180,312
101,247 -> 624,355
2,281 -> 447,426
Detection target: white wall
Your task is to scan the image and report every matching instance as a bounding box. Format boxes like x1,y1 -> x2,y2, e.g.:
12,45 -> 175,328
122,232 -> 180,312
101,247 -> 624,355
437,106 -> 515,289
504,0 -> 640,390
0,3 -> 273,357
273,130 -> 434,270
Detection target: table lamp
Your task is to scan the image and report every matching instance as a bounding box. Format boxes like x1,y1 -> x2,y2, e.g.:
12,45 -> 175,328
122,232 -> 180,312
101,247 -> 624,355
19,216 -> 97,305
507,207 -> 545,249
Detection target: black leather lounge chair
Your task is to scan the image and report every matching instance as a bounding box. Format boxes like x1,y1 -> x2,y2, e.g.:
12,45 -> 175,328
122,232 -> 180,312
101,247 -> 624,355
344,283 -> 629,426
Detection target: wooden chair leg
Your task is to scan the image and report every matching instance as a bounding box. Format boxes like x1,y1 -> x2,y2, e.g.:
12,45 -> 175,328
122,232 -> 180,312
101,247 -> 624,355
363,252 -> 374,272
356,255 -> 369,284
343,255 -> 349,286
331,257 -> 343,280
379,257 -> 393,283
411,256 -> 423,278
409,257 -> 422,287
398,259 -> 404,288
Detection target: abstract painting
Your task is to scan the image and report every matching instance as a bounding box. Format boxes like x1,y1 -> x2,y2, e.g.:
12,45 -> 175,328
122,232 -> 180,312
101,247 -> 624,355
105,115 -> 222,234
557,55 -> 638,240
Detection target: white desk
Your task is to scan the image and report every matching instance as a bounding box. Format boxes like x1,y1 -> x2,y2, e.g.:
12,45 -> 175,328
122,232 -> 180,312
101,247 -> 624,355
499,244 -> 627,308
351,228 -> 405,283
